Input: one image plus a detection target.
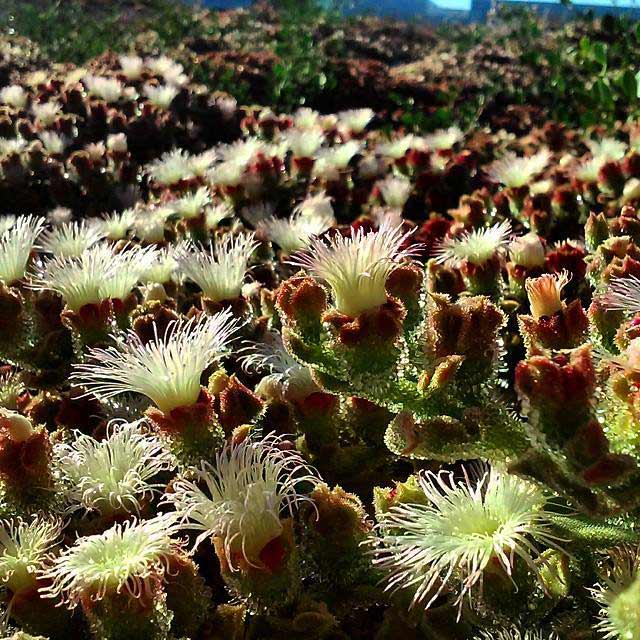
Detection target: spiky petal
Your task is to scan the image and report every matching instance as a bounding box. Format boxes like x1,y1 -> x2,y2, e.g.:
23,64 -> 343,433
39,515 -> 182,607
434,220 -> 512,267
70,311 -> 241,413
0,215 -> 46,285
166,434 -> 319,570
369,466 -> 565,614
602,276 -> 640,314
287,219 -> 419,317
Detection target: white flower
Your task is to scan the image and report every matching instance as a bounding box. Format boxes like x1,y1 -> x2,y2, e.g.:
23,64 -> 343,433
84,75 -> 124,103
99,209 -> 136,241
370,467 -> 564,613
590,546 -> 640,640
119,55 -> 144,80
54,420 -> 175,516
205,202 -> 234,230
0,516 -> 62,597
39,221 -> 105,257
0,137 -> 27,156
376,135 -> 415,159
508,232 -> 545,269
219,138 -> 265,167
282,127 -> 325,158
525,271 -> 570,320
586,137 -> 627,163
602,276 -> 640,314
313,141 -> 361,177
146,56 -> 184,83
434,220 -> 512,267
132,209 -> 169,244
85,142 -> 106,161
31,101 -> 62,127
574,157 -> 603,183
207,160 -> 245,188
143,83 -> 179,109
71,311 -> 241,413
474,628 -> 558,640
422,126 -> 464,151
170,187 -> 211,220
140,246 -> 177,284
0,215 -> 16,236
296,192 -> 334,220
145,149 -> 194,186
166,434 -> 319,569
337,108 -> 374,134
487,150 -> 551,188
257,205 -> 334,256
0,369 -> 24,410
39,131 -> 68,155
287,218 -> 418,317
106,133 -> 128,154
239,330 -> 317,399
376,175 -> 412,209
32,244 -> 154,311
293,107 -> 321,129
0,85 -> 28,109
39,515 -> 182,607
175,234 -> 258,302
0,215 -> 45,285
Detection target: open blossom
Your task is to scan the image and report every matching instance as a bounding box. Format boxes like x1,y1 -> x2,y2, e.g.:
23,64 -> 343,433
487,150 -> 551,188
434,220 -> 512,267
257,205 -> 335,256
166,434 -> 319,569
169,187 -> 212,219
140,246 -> 177,284
39,131 -> 68,154
83,75 -> 124,103
288,218 -> 418,317
422,126 -> 464,151
0,85 -> 28,109
71,311 -> 241,413
369,467 -> 564,613
525,271 -> 570,319
175,234 -> 258,302
602,276 -> 640,314
145,149 -> 196,186
0,137 -> 28,157
376,134 -> 415,159
282,126 -> 325,157
118,54 -> 144,80
0,215 -> 46,285
0,516 -> 62,599
586,137 -> 627,163
39,515 -> 182,608
99,209 -> 137,241
590,546 -> 640,640
31,243 -> 155,311
313,141 -> 362,179
32,101 -> 62,127
54,420 -> 175,516
143,83 -> 179,109
337,108 -> 375,134
39,221 -> 105,258
376,175 -> 413,209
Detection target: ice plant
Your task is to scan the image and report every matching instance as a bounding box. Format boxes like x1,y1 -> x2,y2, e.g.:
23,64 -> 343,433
119,55 -> 144,80
525,271 -> 570,320
591,546 -> 640,640
287,219 -> 418,317
143,83 -> 179,109
257,207 -> 334,256
99,209 -> 136,241
39,221 -> 105,258
169,187 -> 211,220
0,215 -> 45,286
31,244 -> 154,312
145,149 -> 196,186
603,276 -> 640,314
31,101 -> 61,127
376,175 -> 412,209
434,220 -> 512,267
167,434 -> 319,570
0,516 -> 62,606
71,311 -> 241,413
337,108 -> 375,134
508,233 -> 546,269
83,75 -> 124,103
54,421 -> 175,517
39,515 -> 183,636
474,629 -> 558,640
487,150 -> 551,188
370,467 -> 564,613
0,85 -> 28,109
175,234 -> 258,303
